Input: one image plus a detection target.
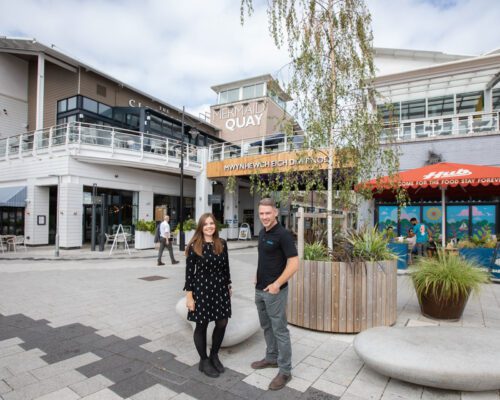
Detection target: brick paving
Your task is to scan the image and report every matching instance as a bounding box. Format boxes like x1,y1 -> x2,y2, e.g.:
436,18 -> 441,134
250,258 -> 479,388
0,244 -> 499,399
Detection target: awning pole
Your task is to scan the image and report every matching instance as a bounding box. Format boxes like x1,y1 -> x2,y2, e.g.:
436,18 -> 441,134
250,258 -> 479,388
441,186 -> 446,248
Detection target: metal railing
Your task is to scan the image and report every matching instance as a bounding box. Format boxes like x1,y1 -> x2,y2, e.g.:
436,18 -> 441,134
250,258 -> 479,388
381,111 -> 500,142
207,111 -> 500,162
0,122 -> 202,165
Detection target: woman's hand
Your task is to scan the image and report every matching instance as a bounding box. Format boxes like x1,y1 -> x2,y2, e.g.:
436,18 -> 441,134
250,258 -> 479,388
186,294 -> 195,312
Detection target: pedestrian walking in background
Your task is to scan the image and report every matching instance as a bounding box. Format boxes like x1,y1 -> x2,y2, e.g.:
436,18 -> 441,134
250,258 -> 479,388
251,198 -> 299,391
184,213 -> 232,378
157,215 -> 179,266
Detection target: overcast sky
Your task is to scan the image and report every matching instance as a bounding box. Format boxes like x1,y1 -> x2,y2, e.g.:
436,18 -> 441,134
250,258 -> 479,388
1,0 -> 499,117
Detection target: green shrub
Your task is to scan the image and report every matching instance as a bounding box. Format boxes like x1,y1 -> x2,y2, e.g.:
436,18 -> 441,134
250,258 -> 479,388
135,219 -> 156,234
216,220 -> 229,230
173,218 -> 197,233
346,226 -> 396,262
304,242 -> 329,261
410,250 -> 489,303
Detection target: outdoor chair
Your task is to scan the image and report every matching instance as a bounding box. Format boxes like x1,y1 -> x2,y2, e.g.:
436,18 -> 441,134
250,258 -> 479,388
7,235 -> 27,252
104,233 -> 115,247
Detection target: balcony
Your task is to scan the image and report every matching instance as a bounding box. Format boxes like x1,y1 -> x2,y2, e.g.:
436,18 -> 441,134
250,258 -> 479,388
208,111 -> 500,163
0,122 -> 203,175
381,111 -> 500,142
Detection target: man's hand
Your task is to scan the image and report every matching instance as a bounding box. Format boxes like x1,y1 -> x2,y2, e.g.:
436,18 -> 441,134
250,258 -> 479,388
264,282 -> 280,294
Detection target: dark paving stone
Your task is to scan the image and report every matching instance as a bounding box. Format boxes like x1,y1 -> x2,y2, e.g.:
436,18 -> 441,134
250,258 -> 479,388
41,340 -> 95,363
179,380 -> 227,400
120,348 -> 174,365
101,359 -> 148,383
109,371 -> 161,398
146,366 -> 188,385
89,334 -> 122,349
300,388 -> 339,400
51,323 -> 97,340
259,386 -> 302,399
227,380 -> 266,400
103,335 -> 150,354
77,353 -> 131,377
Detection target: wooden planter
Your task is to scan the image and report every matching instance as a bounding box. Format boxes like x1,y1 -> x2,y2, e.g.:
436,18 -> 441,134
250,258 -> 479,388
287,259 -> 397,333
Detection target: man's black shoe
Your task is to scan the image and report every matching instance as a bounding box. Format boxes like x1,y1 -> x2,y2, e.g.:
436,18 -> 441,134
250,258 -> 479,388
172,261 -> 180,265
157,261 -> 165,266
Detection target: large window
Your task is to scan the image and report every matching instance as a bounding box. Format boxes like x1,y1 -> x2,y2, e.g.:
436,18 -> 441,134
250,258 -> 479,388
400,206 -> 419,235
0,207 -> 24,235
456,91 -> 484,114
493,88 -> 500,111
377,206 -> 398,232
242,83 -> 265,100
57,96 -> 77,113
219,88 -> 240,104
471,205 -> 496,237
378,103 -> 400,124
427,96 -> 454,117
400,99 -> 425,121
83,97 -> 98,114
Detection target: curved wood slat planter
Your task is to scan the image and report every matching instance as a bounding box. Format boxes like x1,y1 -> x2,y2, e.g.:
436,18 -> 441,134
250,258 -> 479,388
287,260 -> 398,333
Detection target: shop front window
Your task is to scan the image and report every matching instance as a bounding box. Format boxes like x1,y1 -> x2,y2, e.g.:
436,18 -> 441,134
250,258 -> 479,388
446,205 -> 469,240
377,205 -> 398,232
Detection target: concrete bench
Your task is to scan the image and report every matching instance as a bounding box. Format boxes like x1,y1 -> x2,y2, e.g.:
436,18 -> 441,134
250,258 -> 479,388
175,296 -> 260,347
354,326 -> 500,391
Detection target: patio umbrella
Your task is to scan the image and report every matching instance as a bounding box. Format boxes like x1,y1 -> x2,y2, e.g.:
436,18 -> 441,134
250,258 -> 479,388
360,162 -> 500,247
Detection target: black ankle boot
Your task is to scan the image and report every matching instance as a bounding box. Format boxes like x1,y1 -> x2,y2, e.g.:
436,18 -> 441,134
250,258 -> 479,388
210,352 -> 225,373
199,358 -> 219,378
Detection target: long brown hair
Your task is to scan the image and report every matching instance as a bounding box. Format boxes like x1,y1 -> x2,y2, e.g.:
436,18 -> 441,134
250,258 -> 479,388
185,213 -> 224,257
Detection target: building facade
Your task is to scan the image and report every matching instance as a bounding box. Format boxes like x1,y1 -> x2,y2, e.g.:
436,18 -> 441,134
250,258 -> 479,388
1,37 -> 499,247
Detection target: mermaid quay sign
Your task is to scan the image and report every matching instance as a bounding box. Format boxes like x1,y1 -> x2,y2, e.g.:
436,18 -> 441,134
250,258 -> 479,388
207,151 -> 330,178
213,102 -> 265,132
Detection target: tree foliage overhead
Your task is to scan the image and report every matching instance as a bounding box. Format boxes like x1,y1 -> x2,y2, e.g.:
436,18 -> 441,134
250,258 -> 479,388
240,0 -> 399,206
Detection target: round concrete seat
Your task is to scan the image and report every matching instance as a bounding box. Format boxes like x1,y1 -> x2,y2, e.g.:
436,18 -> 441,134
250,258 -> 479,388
354,326 -> 500,391
175,296 -> 260,347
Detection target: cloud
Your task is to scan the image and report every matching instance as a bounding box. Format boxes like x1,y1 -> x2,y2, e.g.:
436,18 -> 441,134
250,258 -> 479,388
1,0 -> 498,116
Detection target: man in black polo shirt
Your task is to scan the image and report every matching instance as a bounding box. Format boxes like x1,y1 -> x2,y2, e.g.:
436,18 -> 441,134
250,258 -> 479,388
251,198 -> 299,391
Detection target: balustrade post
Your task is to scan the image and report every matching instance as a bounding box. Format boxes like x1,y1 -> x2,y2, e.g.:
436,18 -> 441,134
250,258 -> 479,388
19,134 -> 23,157
110,128 -> 115,153
221,143 -> 225,160
65,123 -> 70,147
32,131 -> 37,156
140,134 -> 144,159
5,137 -> 9,159
48,127 -> 53,151
468,115 -> 474,134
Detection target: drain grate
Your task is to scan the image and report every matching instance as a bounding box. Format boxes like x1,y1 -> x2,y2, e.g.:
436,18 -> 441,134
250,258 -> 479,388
139,275 -> 168,281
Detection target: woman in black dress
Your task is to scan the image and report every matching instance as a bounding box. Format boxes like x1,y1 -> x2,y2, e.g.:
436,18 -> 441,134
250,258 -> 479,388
184,213 -> 231,378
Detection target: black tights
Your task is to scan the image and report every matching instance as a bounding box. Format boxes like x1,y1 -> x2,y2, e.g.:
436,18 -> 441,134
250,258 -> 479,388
193,319 -> 228,359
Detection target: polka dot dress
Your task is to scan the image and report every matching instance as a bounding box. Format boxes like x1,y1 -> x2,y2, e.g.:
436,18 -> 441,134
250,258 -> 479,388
183,240 -> 232,323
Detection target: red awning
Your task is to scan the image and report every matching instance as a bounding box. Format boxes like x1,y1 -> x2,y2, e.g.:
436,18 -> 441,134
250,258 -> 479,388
362,162 -> 500,191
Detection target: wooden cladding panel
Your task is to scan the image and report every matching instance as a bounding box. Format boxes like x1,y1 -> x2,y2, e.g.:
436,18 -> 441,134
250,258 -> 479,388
287,260 -> 397,333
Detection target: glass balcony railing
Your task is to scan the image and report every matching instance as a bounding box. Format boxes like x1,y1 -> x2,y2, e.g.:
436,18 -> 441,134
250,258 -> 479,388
381,111 -> 500,142
0,122 -> 202,165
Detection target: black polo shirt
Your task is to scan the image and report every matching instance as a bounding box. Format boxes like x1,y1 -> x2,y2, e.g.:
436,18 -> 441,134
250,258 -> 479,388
256,222 -> 298,290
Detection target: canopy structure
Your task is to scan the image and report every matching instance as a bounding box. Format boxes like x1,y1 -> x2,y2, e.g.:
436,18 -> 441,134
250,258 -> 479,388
360,163 -> 500,247
0,186 -> 27,207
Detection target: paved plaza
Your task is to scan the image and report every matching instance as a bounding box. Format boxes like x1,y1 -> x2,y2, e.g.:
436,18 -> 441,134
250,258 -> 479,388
1,243 -> 500,400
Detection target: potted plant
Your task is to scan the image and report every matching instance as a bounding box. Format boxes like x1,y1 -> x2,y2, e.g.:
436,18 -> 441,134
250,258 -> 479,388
135,219 -> 156,249
410,250 -> 489,320
457,227 -> 497,269
216,220 -> 229,240
174,218 -> 197,244
288,227 -> 398,333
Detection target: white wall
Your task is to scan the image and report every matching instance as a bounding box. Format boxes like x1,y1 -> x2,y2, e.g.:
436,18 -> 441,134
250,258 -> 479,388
25,184 -> 50,245
0,53 -> 29,138
138,191 -> 154,221
58,180 -> 83,248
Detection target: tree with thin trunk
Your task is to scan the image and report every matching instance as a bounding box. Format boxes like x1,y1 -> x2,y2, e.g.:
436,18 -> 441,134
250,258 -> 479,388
241,0 -> 399,249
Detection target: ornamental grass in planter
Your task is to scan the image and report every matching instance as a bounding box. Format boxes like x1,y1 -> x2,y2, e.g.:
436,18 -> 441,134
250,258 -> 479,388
410,250 -> 489,321
288,227 -> 398,333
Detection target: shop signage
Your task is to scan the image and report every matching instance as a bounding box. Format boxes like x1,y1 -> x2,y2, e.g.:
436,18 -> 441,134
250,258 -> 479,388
422,169 -> 472,180
213,102 -> 265,132
206,149 -> 333,178
223,155 -> 330,172
401,177 -> 500,187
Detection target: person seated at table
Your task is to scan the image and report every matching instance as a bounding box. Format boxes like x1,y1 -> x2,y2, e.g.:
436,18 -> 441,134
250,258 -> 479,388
406,228 -> 417,253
